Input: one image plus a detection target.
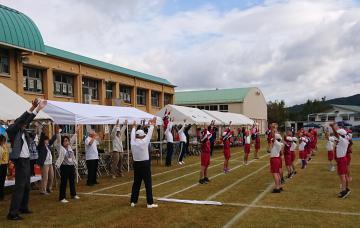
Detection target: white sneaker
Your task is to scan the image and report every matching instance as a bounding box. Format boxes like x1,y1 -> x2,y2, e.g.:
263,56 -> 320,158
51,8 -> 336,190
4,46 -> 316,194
130,202 -> 136,207
73,195 -> 80,200
147,204 -> 158,208
178,162 -> 183,165
60,199 -> 69,203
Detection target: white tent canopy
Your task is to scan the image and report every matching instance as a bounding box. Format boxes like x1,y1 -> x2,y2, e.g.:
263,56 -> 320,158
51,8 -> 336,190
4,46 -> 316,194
43,100 -> 162,125
203,110 -> 254,126
0,83 -> 52,121
156,104 -> 222,125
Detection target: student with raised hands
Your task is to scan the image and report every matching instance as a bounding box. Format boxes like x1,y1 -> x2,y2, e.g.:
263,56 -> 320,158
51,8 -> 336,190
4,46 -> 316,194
130,117 -> 158,208
111,119 -> 127,179
55,125 -> 80,203
177,119 -> 187,165
329,123 -> 350,198
165,118 -> 174,167
222,121 -> 232,173
199,124 -> 212,184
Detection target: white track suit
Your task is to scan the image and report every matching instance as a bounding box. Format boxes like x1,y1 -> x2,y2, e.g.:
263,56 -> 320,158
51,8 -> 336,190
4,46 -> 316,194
178,124 -> 187,163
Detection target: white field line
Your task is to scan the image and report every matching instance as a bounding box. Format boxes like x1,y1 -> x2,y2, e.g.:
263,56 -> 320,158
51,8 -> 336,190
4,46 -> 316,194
223,159 -> 302,228
206,163 -> 269,201
79,192 -> 360,217
223,183 -> 274,228
163,153 -> 269,198
223,202 -> 360,216
90,152 -> 241,194
134,156 -> 243,194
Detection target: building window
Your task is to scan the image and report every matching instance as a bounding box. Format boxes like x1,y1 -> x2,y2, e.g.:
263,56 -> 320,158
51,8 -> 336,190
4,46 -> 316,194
151,91 -> 160,107
328,115 -> 335,121
308,116 -> 316,122
137,88 -> 147,106
53,72 -> 74,97
23,67 -> 43,93
0,48 -> 9,74
219,105 -> 228,112
204,106 -> 210,110
341,114 -> 349,121
120,86 -> 132,103
82,78 -> 99,100
210,105 -> 218,111
105,82 -> 114,99
319,115 -> 326,122
164,93 -> 172,105
198,106 -> 205,110
354,114 -> 360,121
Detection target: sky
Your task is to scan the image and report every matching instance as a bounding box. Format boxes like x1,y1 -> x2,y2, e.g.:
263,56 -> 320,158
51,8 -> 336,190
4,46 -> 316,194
1,0 -> 360,106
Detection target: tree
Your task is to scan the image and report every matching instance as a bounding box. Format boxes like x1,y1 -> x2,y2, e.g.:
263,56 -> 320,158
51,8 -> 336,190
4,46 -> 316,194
267,100 -> 289,128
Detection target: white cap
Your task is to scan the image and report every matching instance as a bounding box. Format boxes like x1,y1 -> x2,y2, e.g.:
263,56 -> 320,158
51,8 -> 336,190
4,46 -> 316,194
337,129 -> 347,136
136,130 -> 146,137
275,133 -> 282,140
222,132 -> 228,137
116,127 -> 121,132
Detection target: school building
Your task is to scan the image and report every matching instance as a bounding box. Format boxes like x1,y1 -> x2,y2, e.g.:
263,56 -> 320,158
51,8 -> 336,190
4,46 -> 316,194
175,87 -> 268,133
0,4 -> 174,115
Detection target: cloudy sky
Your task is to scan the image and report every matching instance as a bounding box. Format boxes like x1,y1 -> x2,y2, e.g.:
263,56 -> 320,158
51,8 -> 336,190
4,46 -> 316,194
1,0 -> 360,105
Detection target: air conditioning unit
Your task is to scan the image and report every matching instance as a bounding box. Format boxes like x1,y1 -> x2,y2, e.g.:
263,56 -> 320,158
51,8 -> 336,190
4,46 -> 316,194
84,94 -> 92,104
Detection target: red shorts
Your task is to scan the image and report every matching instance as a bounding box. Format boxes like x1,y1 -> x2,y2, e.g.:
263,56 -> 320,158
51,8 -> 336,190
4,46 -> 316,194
327,150 -> 334,161
299,150 -> 306,160
270,157 -> 281,173
255,142 -> 260,150
284,153 -> 292,166
336,157 -> 348,175
346,153 -> 351,166
224,149 -> 231,160
290,151 -> 296,162
201,152 -> 210,167
244,144 -> 251,154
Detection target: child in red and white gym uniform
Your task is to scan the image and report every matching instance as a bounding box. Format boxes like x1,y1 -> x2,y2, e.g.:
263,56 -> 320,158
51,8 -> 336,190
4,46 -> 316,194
270,133 -> 284,193
290,136 -> 298,177
243,128 -> 251,165
222,122 -> 232,173
325,132 -> 336,172
299,135 -> 307,169
199,127 -> 212,184
346,129 -> 353,182
283,131 -> 293,179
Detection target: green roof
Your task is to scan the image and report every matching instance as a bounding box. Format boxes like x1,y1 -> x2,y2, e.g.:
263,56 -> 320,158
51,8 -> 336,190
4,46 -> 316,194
0,4 -> 45,53
45,45 -> 173,86
332,104 -> 360,113
175,88 -> 253,105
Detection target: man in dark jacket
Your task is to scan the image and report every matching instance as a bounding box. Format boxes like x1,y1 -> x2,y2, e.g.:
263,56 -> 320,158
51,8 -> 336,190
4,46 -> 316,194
6,99 -> 47,220
184,124 -> 192,156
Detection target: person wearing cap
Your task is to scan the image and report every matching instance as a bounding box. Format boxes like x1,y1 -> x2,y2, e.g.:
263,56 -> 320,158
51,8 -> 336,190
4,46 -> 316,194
283,131 -> 293,179
243,128 -> 251,165
330,123 -> 350,198
85,129 -> 100,186
325,132 -> 336,172
199,126 -> 212,184
130,117 -> 158,208
298,134 -> 308,169
289,136 -> 298,177
346,129 -> 353,182
165,118 -> 174,167
177,120 -> 187,165
111,119 -> 127,179
6,99 -> 47,220
222,121 -> 232,173
253,123 -> 260,159
270,133 -> 284,193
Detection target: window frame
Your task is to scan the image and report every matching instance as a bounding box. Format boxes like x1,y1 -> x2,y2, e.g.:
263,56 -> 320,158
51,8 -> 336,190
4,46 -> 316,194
120,86 -> 132,104
53,72 -> 74,97
105,82 -> 114,99
82,78 -> 99,100
151,91 -> 160,107
23,66 -> 43,94
136,88 -> 147,106
0,48 -> 10,75
219,105 -> 229,112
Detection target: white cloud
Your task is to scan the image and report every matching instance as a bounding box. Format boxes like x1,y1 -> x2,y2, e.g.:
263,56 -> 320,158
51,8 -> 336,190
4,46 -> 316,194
1,0 -> 360,105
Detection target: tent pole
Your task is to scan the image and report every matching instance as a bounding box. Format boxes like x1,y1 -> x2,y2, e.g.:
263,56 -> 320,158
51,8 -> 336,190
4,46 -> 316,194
127,123 -> 130,172
76,124 -> 79,183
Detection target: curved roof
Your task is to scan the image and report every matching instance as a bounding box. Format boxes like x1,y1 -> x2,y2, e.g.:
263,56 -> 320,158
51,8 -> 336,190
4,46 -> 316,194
175,87 -> 254,105
0,4 -> 45,53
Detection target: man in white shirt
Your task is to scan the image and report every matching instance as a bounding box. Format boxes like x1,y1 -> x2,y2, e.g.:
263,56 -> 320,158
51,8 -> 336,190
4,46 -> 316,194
330,123 -> 350,198
6,99 -> 47,220
130,117 -> 158,209
111,120 -> 127,179
85,130 -> 100,186
177,120 -> 187,165
165,120 -> 174,167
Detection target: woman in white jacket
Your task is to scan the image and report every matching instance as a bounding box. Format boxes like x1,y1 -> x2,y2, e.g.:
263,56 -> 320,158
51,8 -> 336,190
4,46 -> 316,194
55,127 -> 80,203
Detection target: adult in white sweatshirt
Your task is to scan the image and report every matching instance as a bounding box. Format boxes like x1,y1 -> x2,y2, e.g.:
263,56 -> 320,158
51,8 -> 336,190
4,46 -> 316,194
165,120 -> 174,167
130,117 -> 158,209
111,119 -> 127,178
